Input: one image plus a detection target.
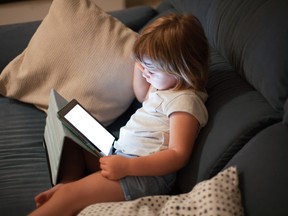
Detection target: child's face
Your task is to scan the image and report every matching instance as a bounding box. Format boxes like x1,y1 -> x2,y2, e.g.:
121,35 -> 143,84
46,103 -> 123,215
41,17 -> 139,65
136,57 -> 177,90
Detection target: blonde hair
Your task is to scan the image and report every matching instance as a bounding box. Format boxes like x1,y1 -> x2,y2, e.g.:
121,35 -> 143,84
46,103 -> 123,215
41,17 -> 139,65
133,13 -> 209,91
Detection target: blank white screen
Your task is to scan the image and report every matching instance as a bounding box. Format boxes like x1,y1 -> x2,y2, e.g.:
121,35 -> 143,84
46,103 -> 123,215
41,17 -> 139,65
64,104 -> 114,155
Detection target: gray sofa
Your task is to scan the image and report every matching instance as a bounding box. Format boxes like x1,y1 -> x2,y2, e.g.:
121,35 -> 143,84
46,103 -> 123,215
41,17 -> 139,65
1,0 -> 288,215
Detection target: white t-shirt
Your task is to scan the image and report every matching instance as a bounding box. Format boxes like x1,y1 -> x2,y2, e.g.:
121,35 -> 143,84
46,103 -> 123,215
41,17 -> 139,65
114,87 -> 208,156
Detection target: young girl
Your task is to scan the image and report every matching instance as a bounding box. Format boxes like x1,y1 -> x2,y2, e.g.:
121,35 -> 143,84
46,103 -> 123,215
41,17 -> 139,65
30,13 -> 209,216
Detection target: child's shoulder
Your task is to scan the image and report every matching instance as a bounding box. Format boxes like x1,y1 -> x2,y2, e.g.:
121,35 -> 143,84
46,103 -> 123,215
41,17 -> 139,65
157,88 -> 208,103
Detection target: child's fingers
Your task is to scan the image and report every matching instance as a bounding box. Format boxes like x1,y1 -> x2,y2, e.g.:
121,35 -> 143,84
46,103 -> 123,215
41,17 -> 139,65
34,184 -> 63,208
100,169 -> 111,179
34,192 -> 47,208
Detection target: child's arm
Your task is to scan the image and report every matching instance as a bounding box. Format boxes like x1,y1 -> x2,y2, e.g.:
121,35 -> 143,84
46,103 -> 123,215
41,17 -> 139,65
133,62 -> 150,102
100,112 -> 199,180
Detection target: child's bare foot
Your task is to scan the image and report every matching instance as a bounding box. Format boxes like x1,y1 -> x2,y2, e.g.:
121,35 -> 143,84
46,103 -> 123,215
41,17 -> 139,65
34,184 -> 63,208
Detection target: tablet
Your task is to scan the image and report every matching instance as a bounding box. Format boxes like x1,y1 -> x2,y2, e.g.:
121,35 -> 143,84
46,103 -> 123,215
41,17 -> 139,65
57,99 -> 116,157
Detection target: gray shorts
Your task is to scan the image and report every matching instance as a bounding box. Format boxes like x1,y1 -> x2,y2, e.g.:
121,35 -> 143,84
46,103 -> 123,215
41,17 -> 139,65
115,150 -> 177,201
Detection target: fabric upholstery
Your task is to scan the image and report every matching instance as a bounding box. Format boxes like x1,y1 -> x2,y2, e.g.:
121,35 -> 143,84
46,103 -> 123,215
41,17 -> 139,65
225,123 -> 288,216
170,0 -> 288,114
0,0 -> 137,126
0,3 -> 152,215
1,0 -> 288,215
176,49 -> 281,192
109,6 -> 157,32
78,167 -> 244,216
283,99 -> 288,126
0,97 -> 50,215
0,21 -> 40,71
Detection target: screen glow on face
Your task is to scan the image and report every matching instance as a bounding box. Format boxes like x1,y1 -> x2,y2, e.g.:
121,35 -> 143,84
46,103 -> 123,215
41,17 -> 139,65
64,104 -> 114,155
136,58 -> 177,90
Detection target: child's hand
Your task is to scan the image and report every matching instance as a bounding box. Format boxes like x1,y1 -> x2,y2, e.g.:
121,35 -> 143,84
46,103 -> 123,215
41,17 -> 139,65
99,155 -> 129,180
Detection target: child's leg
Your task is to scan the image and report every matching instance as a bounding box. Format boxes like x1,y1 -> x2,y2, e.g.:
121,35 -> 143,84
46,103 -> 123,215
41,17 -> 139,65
35,141 -> 101,207
30,171 -> 125,216
34,183 -> 63,208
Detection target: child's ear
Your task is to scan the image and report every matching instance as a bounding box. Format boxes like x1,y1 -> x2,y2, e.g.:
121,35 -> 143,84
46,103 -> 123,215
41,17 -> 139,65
135,62 -> 145,73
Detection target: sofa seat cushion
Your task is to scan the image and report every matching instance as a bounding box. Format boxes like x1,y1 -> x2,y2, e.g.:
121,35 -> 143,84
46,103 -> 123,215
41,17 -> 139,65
0,96 -> 50,215
0,95 -> 136,215
176,49 -> 282,193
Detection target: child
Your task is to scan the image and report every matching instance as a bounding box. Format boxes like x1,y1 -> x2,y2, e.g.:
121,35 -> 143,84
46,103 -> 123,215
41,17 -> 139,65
30,13 -> 209,216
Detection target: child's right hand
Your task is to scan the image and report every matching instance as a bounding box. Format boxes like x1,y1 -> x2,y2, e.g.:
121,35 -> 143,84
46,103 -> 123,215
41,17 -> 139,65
99,155 -> 129,180
133,62 -> 151,103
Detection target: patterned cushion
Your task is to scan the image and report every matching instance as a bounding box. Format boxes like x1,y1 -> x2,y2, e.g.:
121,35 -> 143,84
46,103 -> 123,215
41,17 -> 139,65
78,167 -> 244,216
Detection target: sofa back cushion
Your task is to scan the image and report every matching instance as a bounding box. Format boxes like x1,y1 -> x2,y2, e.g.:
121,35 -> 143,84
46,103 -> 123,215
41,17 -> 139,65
176,49 -> 281,193
170,0 -> 288,115
283,99 -> 288,126
225,123 -> 288,216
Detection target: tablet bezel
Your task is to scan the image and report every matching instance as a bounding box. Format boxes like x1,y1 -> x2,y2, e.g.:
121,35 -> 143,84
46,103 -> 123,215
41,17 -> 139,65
57,99 -> 116,157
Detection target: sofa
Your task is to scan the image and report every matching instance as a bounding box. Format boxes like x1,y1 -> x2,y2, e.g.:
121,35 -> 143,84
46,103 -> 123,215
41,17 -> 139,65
0,0 -> 288,215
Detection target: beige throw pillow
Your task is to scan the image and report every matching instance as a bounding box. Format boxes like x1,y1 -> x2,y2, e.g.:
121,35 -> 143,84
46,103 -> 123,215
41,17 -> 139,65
0,0 -> 137,126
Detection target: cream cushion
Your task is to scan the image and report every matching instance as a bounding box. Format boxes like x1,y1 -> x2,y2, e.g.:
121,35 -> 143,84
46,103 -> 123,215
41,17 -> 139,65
78,166 -> 244,216
0,0 -> 137,126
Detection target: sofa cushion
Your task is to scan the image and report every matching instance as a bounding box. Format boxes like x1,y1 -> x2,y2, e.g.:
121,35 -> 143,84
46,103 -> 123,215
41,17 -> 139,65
109,6 -> 157,32
0,21 -> 41,71
0,0 -> 137,126
0,97 -> 50,215
176,49 -> 282,193
283,99 -> 288,126
78,166 -> 244,216
171,0 -> 288,114
225,123 -> 288,216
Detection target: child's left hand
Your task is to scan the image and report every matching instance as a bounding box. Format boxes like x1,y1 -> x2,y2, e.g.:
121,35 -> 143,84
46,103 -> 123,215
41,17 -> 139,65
99,155 -> 129,180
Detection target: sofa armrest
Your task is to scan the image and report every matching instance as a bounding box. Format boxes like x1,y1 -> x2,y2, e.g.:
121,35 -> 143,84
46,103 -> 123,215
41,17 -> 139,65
109,6 -> 157,32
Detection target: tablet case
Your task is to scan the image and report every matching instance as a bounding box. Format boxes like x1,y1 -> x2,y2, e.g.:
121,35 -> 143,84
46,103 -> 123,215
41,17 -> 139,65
43,89 -> 100,185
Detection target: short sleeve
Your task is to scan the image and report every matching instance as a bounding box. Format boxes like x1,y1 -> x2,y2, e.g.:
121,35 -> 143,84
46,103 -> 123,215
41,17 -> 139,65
164,92 -> 208,128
